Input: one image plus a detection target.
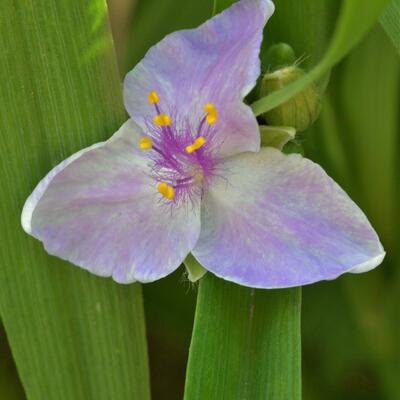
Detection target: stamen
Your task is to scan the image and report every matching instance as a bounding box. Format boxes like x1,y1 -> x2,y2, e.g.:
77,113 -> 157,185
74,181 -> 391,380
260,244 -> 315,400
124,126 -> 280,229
139,93 -> 216,204
175,176 -> 194,187
148,91 -> 159,104
157,182 -> 175,200
139,137 -> 153,150
186,136 -> 206,154
154,113 -> 173,126
204,103 -> 218,124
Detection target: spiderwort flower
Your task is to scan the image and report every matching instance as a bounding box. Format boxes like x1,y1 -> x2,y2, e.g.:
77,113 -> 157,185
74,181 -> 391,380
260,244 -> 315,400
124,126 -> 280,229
21,0 -> 385,288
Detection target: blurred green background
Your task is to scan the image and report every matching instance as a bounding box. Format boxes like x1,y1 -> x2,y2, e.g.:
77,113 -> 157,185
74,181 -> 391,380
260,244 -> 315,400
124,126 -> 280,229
1,0 -> 399,399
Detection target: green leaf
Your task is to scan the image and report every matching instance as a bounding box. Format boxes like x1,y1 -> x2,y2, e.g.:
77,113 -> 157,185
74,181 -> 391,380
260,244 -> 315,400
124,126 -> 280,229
184,275 -> 301,399
380,0 -> 400,54
212,0 -> 218,15
0,1 -> 150,399
184,254 -> 208,283
259,125 -> 296,149
318,25 -> 399,250
0,323 -> 25,399
262,0 -> 339,69
302,25 -> 400,399
251,0 -> 391,116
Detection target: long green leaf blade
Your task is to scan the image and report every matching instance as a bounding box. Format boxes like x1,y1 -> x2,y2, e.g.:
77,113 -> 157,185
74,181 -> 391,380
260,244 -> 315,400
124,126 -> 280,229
0,1 -> 150,399
302,25 -> 400,399
0,323 -> 25,399
184,275 -> 301,399
251,0 -> 390,115
380,0 -> 400,54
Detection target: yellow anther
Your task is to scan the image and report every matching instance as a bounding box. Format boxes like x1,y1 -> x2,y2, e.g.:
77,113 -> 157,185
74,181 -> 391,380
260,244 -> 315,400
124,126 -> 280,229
186,136 -> 206,154
154,113 -> 172,126
204,103 -> 218,124
204,103 -> 216,113
139,137 -> 153,150
157,182 -> 175,200
206,113 -> 218,124
148,91 -> 159,104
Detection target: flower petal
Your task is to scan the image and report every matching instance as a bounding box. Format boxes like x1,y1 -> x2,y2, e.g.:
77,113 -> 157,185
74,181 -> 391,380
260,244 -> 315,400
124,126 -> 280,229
22,119 -> 201,283
124,0 -> 274,157
192,148 -> 385,288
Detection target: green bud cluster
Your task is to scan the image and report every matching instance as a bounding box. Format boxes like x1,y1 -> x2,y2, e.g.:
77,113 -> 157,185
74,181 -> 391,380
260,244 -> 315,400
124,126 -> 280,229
259,43 -> 321,132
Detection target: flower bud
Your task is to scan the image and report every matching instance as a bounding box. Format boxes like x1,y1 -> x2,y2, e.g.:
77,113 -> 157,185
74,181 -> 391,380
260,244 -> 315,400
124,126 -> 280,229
259,66 -> 321,132
263,43 -> 296,70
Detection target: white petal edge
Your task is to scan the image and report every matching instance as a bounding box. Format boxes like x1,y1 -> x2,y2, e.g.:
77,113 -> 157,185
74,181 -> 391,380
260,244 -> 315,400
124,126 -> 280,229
348,251 -> 386,274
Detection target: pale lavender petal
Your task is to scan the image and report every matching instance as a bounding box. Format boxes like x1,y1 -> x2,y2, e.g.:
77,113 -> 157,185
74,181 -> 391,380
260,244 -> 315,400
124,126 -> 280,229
193,148 -> 385,288
22,119 -> 201,283
124,0 -> 274,157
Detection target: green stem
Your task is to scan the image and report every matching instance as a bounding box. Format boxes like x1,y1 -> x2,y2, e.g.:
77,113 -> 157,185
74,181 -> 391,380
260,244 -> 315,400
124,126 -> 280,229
184,274 -> 302,400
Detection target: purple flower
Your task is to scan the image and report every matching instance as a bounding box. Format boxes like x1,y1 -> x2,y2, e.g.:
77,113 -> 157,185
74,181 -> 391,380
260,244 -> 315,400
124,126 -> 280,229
21,0 -> 385,288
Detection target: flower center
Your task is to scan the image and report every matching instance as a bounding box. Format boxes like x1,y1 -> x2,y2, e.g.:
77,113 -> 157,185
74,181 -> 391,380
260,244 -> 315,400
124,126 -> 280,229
138,91 -> 219,203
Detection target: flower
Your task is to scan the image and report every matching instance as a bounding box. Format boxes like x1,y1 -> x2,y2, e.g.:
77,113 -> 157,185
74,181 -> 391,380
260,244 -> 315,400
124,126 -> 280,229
21,0 -> 385,288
